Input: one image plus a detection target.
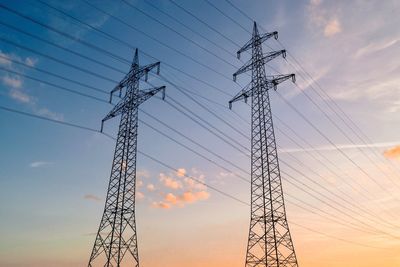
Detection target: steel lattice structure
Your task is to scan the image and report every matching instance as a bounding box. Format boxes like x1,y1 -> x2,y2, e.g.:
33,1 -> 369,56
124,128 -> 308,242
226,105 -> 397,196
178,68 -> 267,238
229,22 -> 298,267
88,49 -> 165,267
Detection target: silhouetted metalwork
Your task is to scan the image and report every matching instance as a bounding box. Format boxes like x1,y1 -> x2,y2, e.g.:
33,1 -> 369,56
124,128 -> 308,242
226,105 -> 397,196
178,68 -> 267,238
229,22 -> 298,267
88,49 -> 165,267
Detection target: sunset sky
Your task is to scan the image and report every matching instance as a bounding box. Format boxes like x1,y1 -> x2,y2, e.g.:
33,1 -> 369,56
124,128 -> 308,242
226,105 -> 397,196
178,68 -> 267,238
1,0 -> 400,266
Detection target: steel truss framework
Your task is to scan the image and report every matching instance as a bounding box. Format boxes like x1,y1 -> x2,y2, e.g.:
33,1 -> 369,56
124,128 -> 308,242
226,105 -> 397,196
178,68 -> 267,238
88,49 -> 165,267
230,22 -> 298,267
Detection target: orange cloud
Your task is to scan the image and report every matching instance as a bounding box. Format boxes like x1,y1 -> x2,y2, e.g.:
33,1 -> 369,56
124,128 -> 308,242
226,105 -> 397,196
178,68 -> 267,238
160,173 -> 182,189
165,193 -> 179,204
159,191 -> 210,208
383,145 -> 400,160
176,168 -> 186,177
153,168 -> 210,209
181,191 -> 209,203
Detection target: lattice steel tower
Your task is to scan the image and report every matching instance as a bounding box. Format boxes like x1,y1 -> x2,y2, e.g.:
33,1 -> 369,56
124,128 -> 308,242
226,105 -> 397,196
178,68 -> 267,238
229,22 -> 298,267
88,49 -> 165,267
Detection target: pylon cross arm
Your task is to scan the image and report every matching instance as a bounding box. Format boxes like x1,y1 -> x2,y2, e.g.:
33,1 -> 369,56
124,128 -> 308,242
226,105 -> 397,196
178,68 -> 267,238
101,86 -> 166,131
266,74 -> 296,90
109,62 -> 161,103
237,31 -> 278,59
229,85 -> 253,109
233,50 -> 287,81
137,86 -> 166,104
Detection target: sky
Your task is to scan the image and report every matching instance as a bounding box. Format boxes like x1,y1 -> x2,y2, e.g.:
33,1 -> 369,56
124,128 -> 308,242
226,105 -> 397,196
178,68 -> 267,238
0,0 -> 400,266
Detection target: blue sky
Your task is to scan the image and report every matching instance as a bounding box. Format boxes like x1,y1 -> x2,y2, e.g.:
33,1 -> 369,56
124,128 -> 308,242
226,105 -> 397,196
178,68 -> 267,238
1,0 -> 400,266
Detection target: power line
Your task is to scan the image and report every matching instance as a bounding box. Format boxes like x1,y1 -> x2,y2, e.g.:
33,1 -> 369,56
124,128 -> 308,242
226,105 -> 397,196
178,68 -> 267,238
119,0 -> 240,70
159,69 -> 400,229
276,91 -> 399,204
0,104 -> 390,249
198,0 -> 400,214
203,0 -> 251,34
2,0 -> 396,253
159,74 -> 249,140
2,0 -> 396,228
2,60 -> 391,234
0,67 -> 109,104
143,0 -> 237,58
218,0 -> 400,198
3,59 -> 396,230
281,52 -> 400,184
0,0 -> 234,99
3,61 -> 395,230
168,0 -> 242,48
0,19 -> 126,75
0,37 -> 118,84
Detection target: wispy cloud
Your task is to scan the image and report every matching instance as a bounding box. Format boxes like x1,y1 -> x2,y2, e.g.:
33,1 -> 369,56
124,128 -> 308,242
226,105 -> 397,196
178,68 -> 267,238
36,107 -> 64,121
9,88 -> 31,103
25,57 -> 37,67
280,141 -> 400,153
83,194 -> 101,202
0,50 -> 64,121
2,75 -> 22,89
29,161 -> 52,168
355,38 -> 399,58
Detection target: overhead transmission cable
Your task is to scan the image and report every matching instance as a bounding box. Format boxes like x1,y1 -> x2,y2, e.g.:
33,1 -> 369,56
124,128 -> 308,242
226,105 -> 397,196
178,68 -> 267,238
0,104 -> 391,249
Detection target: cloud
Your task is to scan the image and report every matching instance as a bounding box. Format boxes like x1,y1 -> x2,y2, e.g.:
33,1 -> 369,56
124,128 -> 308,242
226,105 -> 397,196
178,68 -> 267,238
83,194 -> 101,202
355,39 -> 399,58
181,191 -> 210,203
2,75 -> 22,89
308,0 -> 342,38
324,18 -> 341,37
136,191 -> 145,200
176,168 -> 186,177
147,183 -> 155,192
36,107 -> 64,121
159,173 -> 182,190
152,201 -> 171,209
165,193 -> 178,204
29,161 -> 52,168
280,141 -> 400,154
0,50 -> 64,121
9,88 -> 31,103
152,168 -> 210,209
0,50 -> 13,66
153,190 -> 210,209
25,57 -> 38,67
383,146 -> 400,160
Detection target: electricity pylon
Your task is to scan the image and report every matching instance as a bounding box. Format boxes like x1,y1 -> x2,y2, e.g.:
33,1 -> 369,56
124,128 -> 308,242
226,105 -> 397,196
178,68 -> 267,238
88,49 -> 165,267
229,22 -> 298,267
